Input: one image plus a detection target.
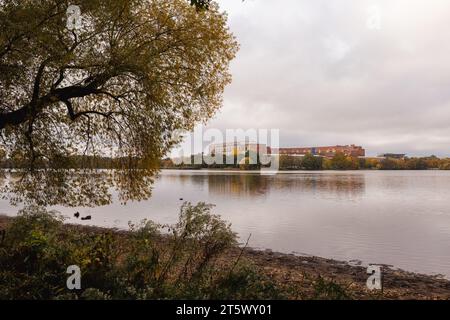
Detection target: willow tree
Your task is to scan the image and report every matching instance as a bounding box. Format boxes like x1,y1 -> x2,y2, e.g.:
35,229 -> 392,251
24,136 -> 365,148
0,0 -> 238,206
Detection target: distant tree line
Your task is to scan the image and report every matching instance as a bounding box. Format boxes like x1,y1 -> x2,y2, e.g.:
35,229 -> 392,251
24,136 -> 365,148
0,153 -> 145,170
2,150 -> 449,171
161,151 -> 264,170
161,153 -> 450,171
283,153 -> 450,171
371,156 -> 450,170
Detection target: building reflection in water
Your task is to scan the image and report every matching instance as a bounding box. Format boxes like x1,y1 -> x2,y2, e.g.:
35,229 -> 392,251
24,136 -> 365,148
201,172 -> 366,200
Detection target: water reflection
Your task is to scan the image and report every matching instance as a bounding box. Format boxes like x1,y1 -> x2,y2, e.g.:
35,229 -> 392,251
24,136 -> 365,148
267,174 -> 366,200
168,172 -> 367,200
207,174 -> 270,198
2,170 -> 450,278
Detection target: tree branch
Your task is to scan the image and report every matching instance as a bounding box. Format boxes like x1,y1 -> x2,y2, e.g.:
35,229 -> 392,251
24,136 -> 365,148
32,59 -> 51,105
0,72 -> 114,130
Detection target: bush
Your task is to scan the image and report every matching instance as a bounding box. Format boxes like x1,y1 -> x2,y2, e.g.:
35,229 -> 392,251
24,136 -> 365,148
378,158 -> 403,170
312,276 -> 352,300
0,203 -> 295,300
302,154 -> 323,170
329,153 -> 358,170
279,155 -> 303,170
440,160 -> 450,170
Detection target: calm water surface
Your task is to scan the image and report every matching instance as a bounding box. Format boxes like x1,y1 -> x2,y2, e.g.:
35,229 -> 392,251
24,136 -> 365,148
2,170 -> 450,278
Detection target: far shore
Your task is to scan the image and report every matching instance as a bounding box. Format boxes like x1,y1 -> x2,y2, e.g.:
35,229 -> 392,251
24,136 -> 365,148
1,214 -> 449,300
160,168 -> 448,172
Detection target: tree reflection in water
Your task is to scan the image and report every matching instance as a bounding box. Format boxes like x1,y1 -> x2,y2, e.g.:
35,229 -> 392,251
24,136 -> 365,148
169,172 -> 367,200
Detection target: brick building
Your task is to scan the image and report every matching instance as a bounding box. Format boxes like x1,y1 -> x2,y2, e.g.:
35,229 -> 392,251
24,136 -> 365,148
274,145 -> 365,158
209,143 -> 365,158
209,142 -> 268,156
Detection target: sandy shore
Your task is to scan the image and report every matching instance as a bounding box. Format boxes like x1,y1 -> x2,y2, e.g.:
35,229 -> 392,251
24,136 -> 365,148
1,215 -> 449,300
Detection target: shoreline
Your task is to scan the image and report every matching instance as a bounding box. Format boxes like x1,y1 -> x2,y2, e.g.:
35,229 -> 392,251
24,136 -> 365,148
160,168 -> 449,173
1,214 -> 449,299
236,248 -> 450,299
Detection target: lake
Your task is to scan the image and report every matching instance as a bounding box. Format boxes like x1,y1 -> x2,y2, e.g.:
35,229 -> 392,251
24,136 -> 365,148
1,170 -> 450,278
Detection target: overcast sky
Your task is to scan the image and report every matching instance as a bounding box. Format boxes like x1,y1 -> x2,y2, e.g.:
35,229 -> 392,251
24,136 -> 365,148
180,0 -> 450,157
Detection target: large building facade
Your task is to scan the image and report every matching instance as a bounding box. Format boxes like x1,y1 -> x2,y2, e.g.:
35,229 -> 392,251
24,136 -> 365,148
209,142 -> 268,156
209,143 -> 365,158
274,145 -> 365,158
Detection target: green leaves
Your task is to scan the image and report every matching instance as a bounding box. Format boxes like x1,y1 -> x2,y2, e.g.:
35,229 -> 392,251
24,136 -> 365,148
0,0 -> 238,207
0,204 -> 288,300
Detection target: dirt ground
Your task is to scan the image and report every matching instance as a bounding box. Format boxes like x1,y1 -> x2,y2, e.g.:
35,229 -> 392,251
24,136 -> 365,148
229,248 -> 450,299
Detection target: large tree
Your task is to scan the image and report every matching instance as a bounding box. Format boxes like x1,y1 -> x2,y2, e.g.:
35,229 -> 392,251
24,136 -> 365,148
0,0 -> 238,206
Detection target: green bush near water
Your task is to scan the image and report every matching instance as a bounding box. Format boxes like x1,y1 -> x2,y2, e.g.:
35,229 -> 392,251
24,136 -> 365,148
0,203 -> 352,300
0,204 -> 288,300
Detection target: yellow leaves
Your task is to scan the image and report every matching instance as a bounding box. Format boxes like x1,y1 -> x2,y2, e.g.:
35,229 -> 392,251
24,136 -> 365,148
1,0 -> 238,207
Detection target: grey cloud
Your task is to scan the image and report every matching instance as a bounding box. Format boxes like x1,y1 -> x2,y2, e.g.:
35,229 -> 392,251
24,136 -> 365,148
202,0 -> 450,156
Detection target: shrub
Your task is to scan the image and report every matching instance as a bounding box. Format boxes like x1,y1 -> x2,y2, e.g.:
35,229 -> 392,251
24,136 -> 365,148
329,153 -> 356,170
0,203 -> 295,300
312,276 -> 352,300
302,154 -> 323,170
